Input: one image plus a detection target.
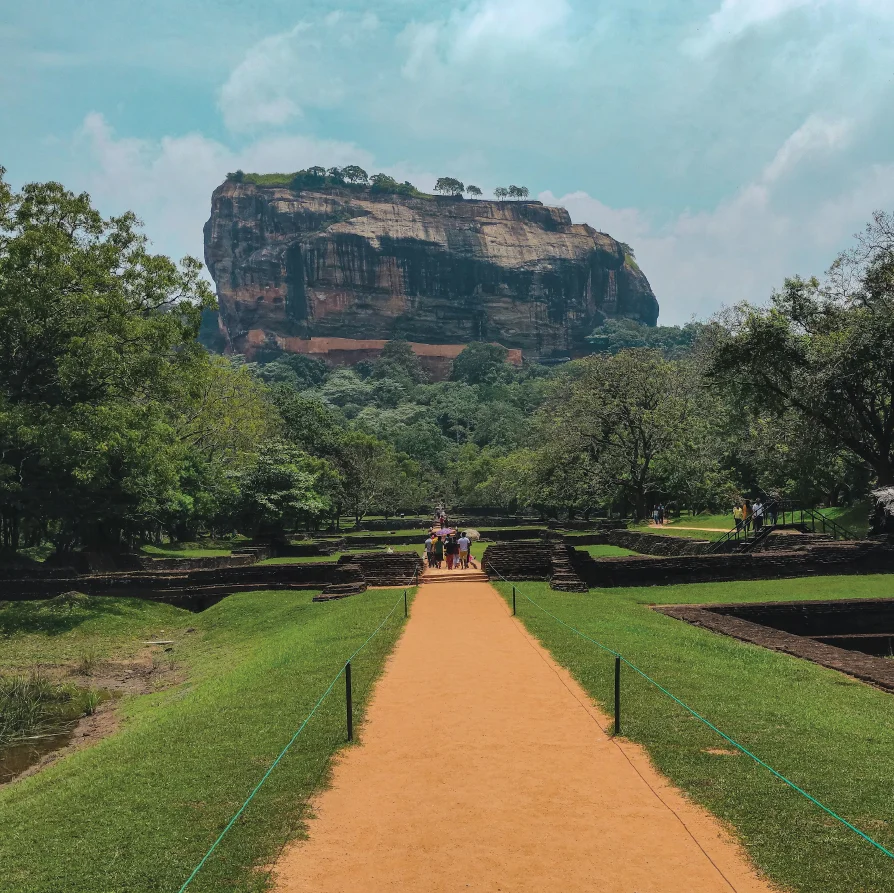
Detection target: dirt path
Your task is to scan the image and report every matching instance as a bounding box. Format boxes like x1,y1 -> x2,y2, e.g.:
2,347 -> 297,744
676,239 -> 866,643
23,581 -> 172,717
272,582 -> 774,892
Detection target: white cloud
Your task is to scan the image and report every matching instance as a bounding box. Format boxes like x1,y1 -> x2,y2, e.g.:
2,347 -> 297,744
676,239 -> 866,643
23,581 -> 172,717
74,113 -> 372,264
761,114 -> 853,183
541,115 -> 892,324
219,14 -> 379,132
400,0 -> 574,75
685,0 -> 894,55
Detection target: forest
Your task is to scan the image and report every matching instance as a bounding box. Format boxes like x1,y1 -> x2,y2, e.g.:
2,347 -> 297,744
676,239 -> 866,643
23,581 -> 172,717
2,168 -> 892,556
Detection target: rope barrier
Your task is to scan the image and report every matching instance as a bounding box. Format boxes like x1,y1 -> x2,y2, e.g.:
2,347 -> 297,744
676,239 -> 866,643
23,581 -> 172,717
176,588 -> 411,892
486,564 -> 894,860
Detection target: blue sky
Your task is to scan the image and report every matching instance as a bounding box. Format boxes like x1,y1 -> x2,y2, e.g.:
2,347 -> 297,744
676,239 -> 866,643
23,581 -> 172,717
3,0 -> 894,324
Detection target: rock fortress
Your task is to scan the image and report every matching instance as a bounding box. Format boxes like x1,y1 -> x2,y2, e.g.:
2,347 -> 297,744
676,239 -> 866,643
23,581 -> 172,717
202,177 -> 659,379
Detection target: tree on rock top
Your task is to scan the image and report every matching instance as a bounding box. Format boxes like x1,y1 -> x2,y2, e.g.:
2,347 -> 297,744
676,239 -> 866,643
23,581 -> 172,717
466,185 -> 482,198
341,165 -> 369,184
435,177 -> 465,197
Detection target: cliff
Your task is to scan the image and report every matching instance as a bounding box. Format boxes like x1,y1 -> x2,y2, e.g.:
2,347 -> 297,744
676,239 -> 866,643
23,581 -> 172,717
203,181 -> 659,371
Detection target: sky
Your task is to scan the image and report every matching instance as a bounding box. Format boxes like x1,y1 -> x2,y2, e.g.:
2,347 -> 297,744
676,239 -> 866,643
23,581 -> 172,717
3,0 -> 894,324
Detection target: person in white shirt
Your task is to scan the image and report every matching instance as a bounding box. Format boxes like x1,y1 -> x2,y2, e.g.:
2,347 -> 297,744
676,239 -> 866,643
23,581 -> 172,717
457,533 -> 471,568
752,499 -> 764,531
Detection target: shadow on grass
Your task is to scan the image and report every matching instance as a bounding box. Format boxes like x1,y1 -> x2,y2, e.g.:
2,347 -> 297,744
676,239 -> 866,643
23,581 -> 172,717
0,595 -> 139,638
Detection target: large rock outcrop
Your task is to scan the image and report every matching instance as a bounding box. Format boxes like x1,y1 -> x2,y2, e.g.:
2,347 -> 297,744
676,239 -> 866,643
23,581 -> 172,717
203,181 -> 659,371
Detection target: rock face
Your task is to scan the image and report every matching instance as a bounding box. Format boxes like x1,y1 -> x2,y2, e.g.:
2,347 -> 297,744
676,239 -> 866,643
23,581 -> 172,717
203,181 -> 659,369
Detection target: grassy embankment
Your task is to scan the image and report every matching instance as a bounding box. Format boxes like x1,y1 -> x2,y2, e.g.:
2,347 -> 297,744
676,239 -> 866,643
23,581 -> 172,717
492,575 -> 894,893
0,588 -> 411,893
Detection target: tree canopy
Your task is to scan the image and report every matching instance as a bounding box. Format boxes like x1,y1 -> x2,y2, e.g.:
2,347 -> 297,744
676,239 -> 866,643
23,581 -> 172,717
434,177 -> 465,197
0,163 -> 887,552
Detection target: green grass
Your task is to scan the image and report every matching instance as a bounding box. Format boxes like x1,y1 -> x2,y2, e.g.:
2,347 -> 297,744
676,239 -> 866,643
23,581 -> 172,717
0,594 -> 188,671
141,542 -> 233,559
493,575 -> 894,893
631,524 -> 724,541
821,502 -> 870,537
0,673 -> 96,747
667,512 -> 735,529
0,588 -> 411,893
579,544 -> 637,558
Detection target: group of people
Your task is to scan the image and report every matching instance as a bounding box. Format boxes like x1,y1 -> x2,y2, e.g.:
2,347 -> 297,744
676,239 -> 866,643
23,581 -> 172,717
651,504 -> 667,525
424,531 -> 473,570
733,498 -> 778,531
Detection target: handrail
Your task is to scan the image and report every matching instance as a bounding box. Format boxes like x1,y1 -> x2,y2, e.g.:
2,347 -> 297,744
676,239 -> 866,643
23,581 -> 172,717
709,501 -> 858,553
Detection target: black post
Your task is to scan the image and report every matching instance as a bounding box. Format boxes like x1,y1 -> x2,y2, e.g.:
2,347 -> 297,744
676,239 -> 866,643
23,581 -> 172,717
404,589 -> 408,617
614,656 -> 621,735
345,661 -> 353,742
512,586 -> 516,616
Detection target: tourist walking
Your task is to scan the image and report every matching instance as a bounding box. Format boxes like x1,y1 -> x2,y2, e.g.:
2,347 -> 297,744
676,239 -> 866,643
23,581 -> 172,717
445,534 -> 459,570
652,505 -> 660,526
658,504 -> 665,525
424,534 -> 434,567
733,504 -> 743,531
457,531 -> 471,568
742,500 -> 752,530
433,536 -> 444,569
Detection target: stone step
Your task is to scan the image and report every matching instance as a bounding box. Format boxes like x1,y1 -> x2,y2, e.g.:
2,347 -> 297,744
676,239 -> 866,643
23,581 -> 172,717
420,573 -> 490,585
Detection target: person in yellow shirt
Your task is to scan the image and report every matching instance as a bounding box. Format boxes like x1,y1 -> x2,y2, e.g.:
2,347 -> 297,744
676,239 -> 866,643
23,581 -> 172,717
733,504 -> 743,531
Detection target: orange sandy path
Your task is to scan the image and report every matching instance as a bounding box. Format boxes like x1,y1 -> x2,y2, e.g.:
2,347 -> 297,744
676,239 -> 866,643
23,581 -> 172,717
272,582 -> 775,893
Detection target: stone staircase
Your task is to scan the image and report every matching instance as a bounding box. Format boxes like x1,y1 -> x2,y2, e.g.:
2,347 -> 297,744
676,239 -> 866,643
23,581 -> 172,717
314,560 -> 367,601
548,546 -> 588,592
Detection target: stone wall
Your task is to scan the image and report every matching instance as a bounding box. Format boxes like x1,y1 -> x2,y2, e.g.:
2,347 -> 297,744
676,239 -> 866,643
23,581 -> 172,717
603,530 -> 711,555
657,601 -> 894,692
571,542 -> 894,588
481,543 -> 554,581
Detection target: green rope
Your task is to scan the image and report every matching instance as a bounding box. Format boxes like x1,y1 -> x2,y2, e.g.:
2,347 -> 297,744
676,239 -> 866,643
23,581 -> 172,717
177,589 -> 409,892
488,565 -> 894,860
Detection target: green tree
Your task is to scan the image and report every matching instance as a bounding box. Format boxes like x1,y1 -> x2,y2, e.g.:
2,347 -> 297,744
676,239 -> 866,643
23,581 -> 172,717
450,343 -> 510,385
336,432 -> 398,525
341,165 -> 369,185
434,177 -> 465,197
466,185 -> 483,198
232,441 -> 334,537
540,350 -> 692,519
494,187 -> 509,200
372,339 -> 427,385
707,212 -> 894,485
0,169 -> 214,551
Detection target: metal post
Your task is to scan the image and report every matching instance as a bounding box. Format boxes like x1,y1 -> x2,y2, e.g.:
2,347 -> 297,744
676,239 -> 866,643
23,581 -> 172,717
614,656 -> 621,735
404,589 -> 408,617
345,662 -> 353,742
512,586 -> 516,616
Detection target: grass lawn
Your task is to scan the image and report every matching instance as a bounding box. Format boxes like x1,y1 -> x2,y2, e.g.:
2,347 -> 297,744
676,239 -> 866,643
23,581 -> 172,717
632,524 -> 725,541
142,542 -> 234,559
821,502 -> 870,537
493,575 -> 894,893
0,595 -> 188,670
579,544 -> 638,558
0,587 -> 412,893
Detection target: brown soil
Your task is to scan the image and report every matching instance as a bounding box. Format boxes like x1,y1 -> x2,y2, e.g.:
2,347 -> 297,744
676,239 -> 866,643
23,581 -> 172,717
272,582 -> 776,892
